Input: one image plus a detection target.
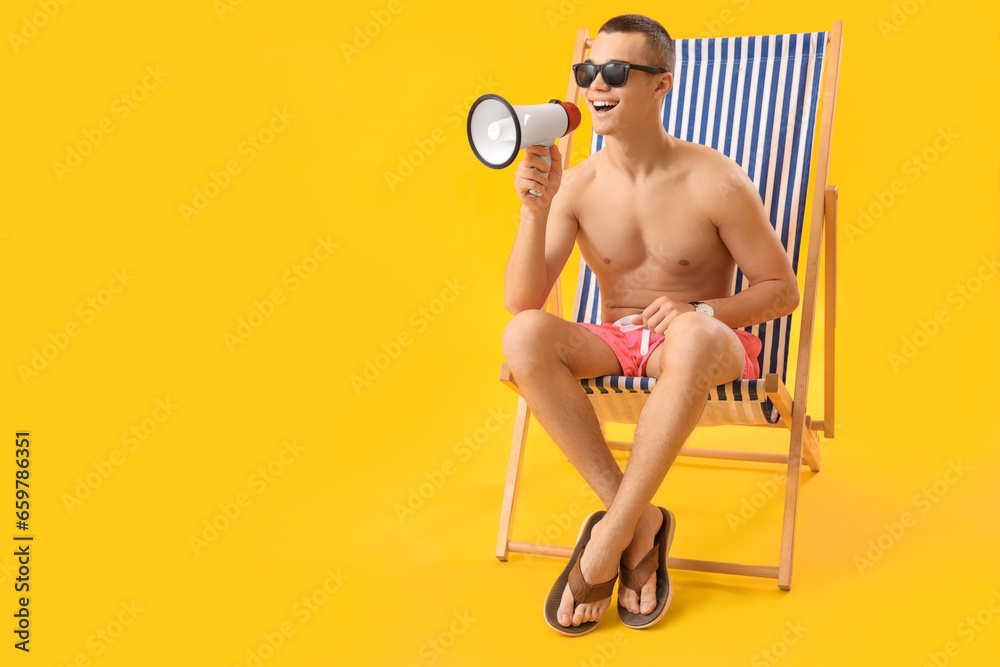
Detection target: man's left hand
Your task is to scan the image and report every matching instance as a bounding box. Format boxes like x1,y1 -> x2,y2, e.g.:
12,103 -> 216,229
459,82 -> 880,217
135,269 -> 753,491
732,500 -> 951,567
631,297 -> 697,335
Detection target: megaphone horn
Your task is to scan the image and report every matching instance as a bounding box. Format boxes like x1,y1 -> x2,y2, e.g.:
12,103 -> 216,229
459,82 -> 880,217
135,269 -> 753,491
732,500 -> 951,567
467,95 -> 581,171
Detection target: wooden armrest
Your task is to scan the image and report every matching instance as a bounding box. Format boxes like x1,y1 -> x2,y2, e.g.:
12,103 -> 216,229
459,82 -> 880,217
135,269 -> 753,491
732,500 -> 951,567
500,362 -> 521,395
764,373 -> 794,423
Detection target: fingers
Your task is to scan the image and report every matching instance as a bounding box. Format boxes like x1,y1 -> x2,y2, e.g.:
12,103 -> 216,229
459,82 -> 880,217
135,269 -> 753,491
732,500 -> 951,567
640,299 -> 661,330
515,146 -> 559,204
647,311 -> 668,335
521,146 -> 552,172
549,143 -> 563,175
639,297 -> 686,335
514,168 -> 547,191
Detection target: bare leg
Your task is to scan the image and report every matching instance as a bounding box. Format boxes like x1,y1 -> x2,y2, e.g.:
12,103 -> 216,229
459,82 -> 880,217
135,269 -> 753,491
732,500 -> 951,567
578,313 -> 746,618
502,310 -> 626,626
501,310 -> 626,508
503,310 -> 745,626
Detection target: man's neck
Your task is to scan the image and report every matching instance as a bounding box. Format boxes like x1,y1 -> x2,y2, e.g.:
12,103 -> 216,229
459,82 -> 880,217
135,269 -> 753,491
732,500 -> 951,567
601,121 -> 676,180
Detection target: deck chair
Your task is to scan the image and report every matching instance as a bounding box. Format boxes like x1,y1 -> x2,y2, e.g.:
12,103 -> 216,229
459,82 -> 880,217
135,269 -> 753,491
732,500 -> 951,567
497,22 -> 843,590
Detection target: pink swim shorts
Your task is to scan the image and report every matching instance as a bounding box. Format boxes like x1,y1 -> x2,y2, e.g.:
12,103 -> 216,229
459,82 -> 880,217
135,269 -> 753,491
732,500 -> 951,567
575,316 -> 762,379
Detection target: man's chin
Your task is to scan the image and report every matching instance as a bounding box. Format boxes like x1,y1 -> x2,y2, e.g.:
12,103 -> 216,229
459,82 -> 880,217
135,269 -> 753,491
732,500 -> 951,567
591,121 -> 615,137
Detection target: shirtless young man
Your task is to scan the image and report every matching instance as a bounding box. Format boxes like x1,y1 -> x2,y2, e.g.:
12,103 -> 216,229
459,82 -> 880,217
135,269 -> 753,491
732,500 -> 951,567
500,14 -> 800,633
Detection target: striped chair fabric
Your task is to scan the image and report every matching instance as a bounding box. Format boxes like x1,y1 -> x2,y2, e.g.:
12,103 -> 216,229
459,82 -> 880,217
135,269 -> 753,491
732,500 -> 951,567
575,31 -> 829,426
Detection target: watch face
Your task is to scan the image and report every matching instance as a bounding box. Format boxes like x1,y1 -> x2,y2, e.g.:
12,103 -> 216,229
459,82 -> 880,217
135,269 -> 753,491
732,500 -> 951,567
695,302 -> 714,317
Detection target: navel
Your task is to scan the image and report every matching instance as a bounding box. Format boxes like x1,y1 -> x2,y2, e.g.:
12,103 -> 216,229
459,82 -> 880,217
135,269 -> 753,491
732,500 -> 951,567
603,257 -> 611,264
679,259 -> 690,266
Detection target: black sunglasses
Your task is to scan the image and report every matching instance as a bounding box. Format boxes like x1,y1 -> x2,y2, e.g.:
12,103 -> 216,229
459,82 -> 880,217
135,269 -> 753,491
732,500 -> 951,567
572,61 -> 668,88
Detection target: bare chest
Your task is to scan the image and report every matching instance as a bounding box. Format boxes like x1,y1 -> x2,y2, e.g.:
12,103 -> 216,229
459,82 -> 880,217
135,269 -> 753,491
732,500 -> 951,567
574,185 -> 732,285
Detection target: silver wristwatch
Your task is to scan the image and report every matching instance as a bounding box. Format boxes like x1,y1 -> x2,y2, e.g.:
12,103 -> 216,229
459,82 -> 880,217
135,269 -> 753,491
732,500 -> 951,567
689,301 -> 715,317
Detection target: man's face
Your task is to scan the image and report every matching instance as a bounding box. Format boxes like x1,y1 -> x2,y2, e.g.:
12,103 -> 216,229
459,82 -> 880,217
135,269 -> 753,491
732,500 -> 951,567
582,31 -> 672,136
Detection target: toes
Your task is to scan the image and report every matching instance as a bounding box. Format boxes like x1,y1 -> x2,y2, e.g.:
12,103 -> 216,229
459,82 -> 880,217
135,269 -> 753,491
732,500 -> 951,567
573,601 -> 591,625
558,583 -> 576,627
640,574 -> 657,614
620,587 -> 638,614
575,599 -> 609,625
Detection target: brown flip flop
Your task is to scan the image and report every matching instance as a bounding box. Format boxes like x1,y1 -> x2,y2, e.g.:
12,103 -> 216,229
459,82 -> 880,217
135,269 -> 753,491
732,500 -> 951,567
543,511 -> 618,636
617,507 -> 675,629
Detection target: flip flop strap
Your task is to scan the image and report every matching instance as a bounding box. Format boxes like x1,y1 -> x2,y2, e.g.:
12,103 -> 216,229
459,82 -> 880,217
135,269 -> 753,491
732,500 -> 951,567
619,537 -> 660,594
568,550 -> 618,605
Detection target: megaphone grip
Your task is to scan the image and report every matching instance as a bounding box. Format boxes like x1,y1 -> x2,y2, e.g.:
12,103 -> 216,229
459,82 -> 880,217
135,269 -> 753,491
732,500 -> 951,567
527,143 -> 553,197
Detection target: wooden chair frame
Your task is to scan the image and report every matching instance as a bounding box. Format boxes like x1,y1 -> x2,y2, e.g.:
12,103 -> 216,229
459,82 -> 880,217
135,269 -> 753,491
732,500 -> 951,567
496,22 -> 842,590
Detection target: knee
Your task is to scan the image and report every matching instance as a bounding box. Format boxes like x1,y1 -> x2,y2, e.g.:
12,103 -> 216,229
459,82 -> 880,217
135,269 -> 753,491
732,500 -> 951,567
660,313 -> 735,374
501,309 -> 555,369
664,311 -> 721,346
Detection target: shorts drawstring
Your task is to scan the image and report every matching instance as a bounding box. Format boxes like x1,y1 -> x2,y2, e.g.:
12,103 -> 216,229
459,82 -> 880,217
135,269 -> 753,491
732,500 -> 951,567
611,315 -> 650,356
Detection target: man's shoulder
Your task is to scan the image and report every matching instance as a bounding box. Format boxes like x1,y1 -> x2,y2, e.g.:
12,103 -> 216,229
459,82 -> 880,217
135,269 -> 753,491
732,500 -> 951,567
678,140 -> 755,198
560,151 -> 600,191
681,139 -> 742,173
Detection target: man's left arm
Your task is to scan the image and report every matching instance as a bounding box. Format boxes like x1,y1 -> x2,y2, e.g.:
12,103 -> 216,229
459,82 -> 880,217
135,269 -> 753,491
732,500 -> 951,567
700,163 -> 800,329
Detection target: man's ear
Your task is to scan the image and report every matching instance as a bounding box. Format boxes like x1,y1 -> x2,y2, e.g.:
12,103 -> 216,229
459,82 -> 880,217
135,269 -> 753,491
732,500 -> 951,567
652,72 -> 673,101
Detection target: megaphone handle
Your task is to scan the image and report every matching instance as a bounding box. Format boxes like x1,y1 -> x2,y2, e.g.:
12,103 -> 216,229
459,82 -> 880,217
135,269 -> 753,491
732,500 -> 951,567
527,141 -> 554,197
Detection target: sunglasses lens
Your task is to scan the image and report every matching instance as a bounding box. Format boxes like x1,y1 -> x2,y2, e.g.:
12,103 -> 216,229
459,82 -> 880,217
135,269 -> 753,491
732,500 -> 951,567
603,63 -> 627,87
575,64 -> 597,88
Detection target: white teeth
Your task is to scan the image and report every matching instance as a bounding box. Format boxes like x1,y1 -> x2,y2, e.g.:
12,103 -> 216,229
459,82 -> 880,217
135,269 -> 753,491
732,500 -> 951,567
593,100 -> 618,109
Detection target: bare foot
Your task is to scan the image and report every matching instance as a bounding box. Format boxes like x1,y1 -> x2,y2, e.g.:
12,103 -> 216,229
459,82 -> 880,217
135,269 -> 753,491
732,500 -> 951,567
617,504 -> 664,615
555,517 -> 628,628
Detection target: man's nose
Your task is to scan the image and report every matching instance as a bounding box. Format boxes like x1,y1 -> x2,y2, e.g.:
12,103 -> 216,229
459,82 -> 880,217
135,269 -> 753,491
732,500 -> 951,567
590,71 -> 610,90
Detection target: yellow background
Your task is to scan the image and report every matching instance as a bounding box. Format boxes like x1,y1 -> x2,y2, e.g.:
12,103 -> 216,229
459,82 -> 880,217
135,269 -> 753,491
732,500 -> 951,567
2,0 -> 999,665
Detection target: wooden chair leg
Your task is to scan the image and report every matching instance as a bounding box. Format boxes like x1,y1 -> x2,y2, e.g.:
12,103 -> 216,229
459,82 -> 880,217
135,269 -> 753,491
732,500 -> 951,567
802,416 -> 822,473
777,411 -> 807,590
824,185 -> 838,439
496,397 -> 531,561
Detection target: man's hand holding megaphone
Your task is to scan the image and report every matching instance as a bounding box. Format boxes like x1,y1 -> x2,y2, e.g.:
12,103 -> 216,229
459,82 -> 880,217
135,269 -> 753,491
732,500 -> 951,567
466,94 -> 580,211
515,143 -> 563,211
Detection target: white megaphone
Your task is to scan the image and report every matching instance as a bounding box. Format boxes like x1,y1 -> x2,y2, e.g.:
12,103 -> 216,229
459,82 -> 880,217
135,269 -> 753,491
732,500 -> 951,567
467,94 -> 581,195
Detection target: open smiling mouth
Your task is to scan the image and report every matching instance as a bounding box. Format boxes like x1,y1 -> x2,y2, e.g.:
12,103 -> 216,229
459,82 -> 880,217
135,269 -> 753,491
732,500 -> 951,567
592,100 -> 619,115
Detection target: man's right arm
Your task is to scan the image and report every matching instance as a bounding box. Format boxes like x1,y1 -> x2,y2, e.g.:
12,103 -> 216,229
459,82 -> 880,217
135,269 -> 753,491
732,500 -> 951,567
504,144 -> 579,314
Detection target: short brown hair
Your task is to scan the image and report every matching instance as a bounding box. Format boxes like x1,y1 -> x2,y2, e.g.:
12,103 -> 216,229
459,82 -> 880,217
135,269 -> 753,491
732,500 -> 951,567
598,14 -> 674,74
